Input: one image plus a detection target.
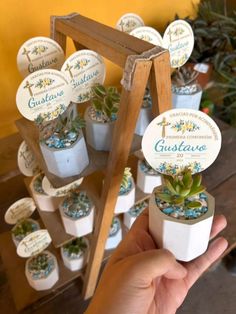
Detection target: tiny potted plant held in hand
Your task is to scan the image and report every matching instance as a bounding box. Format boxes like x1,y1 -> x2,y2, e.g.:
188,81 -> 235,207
84,83 -> 120,151
149,169 -> 214,261
37,106 -> 89,178
59,191 -> 94,237
114,167 -> 135,214
61,237 -> 89,271
142,108 -> 222,262
171,66 -> 202,110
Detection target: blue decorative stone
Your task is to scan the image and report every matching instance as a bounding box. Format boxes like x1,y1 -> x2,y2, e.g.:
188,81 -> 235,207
163,207 -> 174,214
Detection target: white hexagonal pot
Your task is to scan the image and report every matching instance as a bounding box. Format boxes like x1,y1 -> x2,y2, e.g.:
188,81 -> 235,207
149,187 -> 215,262
124,201 -> 148,229
59,192 -> 95,237
105,217 -> 122,250
25,250 -> 59,291
11,218 -> 40,247
40,131 -> 89,178
30,174 -> 63,212
60,237 -> 89,271
172,88 -> 203,110
114,178 -> 135,214
135,106 -> 152,136
84,107 -> 115,151
137,160 -> 162,194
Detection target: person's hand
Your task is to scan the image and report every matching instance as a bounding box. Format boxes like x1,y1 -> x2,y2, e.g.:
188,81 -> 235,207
86,209 -> 227,314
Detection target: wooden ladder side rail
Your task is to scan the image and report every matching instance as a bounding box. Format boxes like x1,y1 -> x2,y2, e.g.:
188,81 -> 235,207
150,53 -> 172,116
51,14 -> 155,67
82,60 -> 152,299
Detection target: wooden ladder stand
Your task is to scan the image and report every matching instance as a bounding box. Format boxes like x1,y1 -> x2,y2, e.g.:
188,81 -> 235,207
51,14 -> 172,299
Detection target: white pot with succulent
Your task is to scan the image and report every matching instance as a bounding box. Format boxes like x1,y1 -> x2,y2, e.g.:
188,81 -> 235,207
61,237 -> 89,271
25,250 -> 59,291
105,217 -> 122,250
59,191 -> 94,237
37,106 -> 89,178
11,218 -> 40,247
135,88 -> 152,136
124,200 -> 148,229
84,84 -> 120,151
171,66 -> 202,110
30,173 -> 63,212
149,170 -> 215,262
114,168 -> 135,214
137,159 -> 162,194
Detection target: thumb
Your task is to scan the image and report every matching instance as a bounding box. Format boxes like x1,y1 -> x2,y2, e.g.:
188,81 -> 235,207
123,249 -> 187,285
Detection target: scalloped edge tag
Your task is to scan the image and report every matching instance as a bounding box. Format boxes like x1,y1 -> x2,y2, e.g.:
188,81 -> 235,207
17,229 -> 52,258
61,49 -> 106,103
5,197 -> 36,225
116,13 -> 144,33
16,69 -> 72,121
142,109 -> 222,175
17,36 -> 65,78
17,141 -> 40,176
130,26 -> 163,46
42,175 -> 84,197
163,20 -> 194,68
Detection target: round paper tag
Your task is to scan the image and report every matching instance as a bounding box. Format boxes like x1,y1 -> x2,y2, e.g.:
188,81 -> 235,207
130,26 -> 163,46
163,20 -> 194,68
142,109 -> 221,175
5,197 -> 36,225
116,13 -> 145,33
16,69 -> 72,121
42,175 -> 84,197
17,229 -> 52,258
17,141 -> 40,176
17,36 -> 65,78
61,50 -> 106,103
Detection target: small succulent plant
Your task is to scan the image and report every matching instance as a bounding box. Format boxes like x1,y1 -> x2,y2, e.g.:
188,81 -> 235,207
29,253 -> 49,271
63,237 -> 87,257
12,219 -> 37,237
121,167 -> 132,190
36,105 -> 85,147
172,66 -> 199,87
62,191 -> 92,219
91,84 -> 120,121
156,169 -> 206,208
